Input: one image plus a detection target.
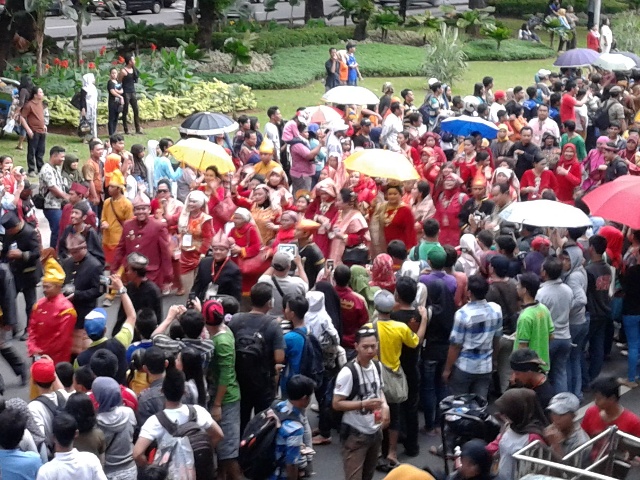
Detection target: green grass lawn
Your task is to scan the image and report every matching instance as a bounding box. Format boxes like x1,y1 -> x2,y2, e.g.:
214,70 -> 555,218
498,17 -> 589,49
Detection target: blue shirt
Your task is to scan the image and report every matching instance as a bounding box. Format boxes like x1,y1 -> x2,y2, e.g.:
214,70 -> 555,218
280,327 -> 307,397
270,401 -> 305,480
153,156 -> 182,186
346,53 -> 358,82
126,339 -> 153,363
0,449 -> 43,480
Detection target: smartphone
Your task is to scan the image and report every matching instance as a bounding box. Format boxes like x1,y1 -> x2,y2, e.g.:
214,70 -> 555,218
277,243 -> 298,258
186,291 -> 197,309
326,259 -> 335,271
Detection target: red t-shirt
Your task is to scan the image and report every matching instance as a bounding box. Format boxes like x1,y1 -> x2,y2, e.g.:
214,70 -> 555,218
581,405 -> 640,458
560,94 -> 577,123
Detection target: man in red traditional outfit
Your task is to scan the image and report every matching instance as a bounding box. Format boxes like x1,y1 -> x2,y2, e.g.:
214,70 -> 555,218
111,193 -> 173,292
27,256 -> 77,365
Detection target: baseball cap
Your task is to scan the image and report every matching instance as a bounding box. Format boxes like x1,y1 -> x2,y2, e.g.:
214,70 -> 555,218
547,392 -> 580,415
84,308 -> 108,337
272,251 -> 292,272
610,86 -> 623,94
427,247 -> 447,269
360,118 -> 372,127
32,358 -> 56,384
373,289 -> 395,314
537,68 -> 551,78
203,300 -> 224,326
510,348 -> 546,372
428,77 -> 440,87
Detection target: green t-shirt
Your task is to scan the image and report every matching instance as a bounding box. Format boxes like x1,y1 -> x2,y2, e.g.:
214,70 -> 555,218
513,302 -> 555,371
208,329 -> 240,405
416,241 -> 445,262
560,133 -> 587,162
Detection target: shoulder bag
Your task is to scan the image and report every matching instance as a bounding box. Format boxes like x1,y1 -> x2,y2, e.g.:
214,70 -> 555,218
372,320 -> 408,404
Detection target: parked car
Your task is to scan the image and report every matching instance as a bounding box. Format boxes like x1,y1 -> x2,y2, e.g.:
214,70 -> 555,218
94,0 -> 161,16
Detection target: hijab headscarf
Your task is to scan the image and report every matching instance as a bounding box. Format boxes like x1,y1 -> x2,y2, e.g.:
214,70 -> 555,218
178,190 -> 208,231
62,154 -> 82,184
145,139 -> 158,196
5,397 -> 45,446
82,73 -> 98,106
234,207 -> 252,223
600,225 -> 624,269
314,281 -> 342,336
92,377 -> 122,414
560,142 -> 577,164
494,388 -> 547,436
370,254 -> 396,292
315,178 -> 339,199
350,265 -> 379,316
458,234 -> 482,276
460,439 -> 494,480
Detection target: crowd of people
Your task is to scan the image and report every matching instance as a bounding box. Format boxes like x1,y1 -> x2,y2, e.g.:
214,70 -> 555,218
3,44 -> 640,480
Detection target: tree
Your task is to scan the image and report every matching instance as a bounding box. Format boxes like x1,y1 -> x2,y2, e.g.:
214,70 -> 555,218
424,24 -> 467,86
482,23 -> 511,50
304,0 -> 324,22
196,0 -> 233,48
333,0 -> 358,27
352,0 -> 373,40
288,0 -> 299,26
370,8 -> 401,42
60,0 -> 92,67
24,0 -> 52,76
455,7 -> 495,37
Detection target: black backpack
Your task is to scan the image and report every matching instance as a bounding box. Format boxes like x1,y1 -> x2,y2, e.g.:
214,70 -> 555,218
291,328 -> 324,386
235,323 -> 272,390
70,91 -> 83,110
594,101 -> 615,131
156,405 -> 215,480
238,401 -> 302,479
33,391 -> 67,458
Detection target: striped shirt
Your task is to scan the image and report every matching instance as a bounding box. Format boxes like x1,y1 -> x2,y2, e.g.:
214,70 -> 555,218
449,299 -> 503,374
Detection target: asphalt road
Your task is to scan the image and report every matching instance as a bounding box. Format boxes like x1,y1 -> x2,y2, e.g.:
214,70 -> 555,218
3,209 -> 640,478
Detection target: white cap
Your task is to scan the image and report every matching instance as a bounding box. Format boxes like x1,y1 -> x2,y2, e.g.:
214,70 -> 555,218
330,119 -> 349,132
428,77 -> 440,87
537,69 -> 551,78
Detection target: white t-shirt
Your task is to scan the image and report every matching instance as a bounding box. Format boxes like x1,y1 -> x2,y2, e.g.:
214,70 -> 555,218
333,361 -> 383,435
264,122 -> 281,161
36,449 -> 107,480
139,404 -> 214,445
28,390 -> 71,440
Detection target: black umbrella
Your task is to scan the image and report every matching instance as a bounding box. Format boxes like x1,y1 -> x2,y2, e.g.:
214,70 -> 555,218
179,112 -> 238,136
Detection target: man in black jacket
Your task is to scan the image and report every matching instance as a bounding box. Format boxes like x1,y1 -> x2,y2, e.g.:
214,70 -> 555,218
507,126 -> 541,180
586,235 -> 613,383
191,230 -> 241,302
0,211 -> 41,340
61,233 -> 103,358
0,263 -> 27,392
58,200 -> 104,267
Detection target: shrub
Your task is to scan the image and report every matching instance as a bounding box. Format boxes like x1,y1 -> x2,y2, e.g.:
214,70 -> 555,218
48,80 -> 256,127
612,14 -> 640,53
424,25 -> 468,86
207,43 -> 425,89
463,39 -> 556,61
491,0 -> 628,16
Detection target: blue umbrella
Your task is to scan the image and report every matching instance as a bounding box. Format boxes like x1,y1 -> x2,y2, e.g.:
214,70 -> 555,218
439,115 -> 499,139
553,48 -> 600,68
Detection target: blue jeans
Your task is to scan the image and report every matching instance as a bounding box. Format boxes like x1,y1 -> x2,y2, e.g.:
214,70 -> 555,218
568,320 -> 590,398
548,338 -> 572,394
43,208 -> 62,249
419,356 -> 448,430
623,315 -> 640,382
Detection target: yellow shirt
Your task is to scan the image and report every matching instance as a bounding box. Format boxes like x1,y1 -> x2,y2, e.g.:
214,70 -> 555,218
367,320 -> 419,372
101,195 -> 134,247
253,160 -> 280,178
383,464 -> 435,480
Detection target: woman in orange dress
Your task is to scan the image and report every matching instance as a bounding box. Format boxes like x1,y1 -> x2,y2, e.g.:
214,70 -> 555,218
305,178 -> 340,257
178,190 -> 214,295
328,187 -> 370,264
233,184 -> 281,246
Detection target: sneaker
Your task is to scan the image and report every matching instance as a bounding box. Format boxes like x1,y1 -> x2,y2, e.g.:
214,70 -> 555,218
618,378 -> 639,388
102,298 -> 113,307
311,435 -> 331,446
621,349 -> 629,357
19,331 -> 29,341
309,402 -> 319,413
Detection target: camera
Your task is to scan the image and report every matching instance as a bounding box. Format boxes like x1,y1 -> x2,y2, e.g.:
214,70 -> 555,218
99,275 -> 111,294
186,291 -> 197,309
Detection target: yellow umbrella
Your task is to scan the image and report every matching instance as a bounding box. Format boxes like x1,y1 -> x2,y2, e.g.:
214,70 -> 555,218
167,138 -> 235,174
344,149 -> 420,181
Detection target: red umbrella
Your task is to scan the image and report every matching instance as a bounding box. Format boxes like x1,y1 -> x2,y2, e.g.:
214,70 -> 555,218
582,176 -> 640,229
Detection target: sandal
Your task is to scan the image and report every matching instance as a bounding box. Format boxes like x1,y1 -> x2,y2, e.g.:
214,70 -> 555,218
15,146 -> 23,150
386,458 -> 399,469
375,458 -> 392,473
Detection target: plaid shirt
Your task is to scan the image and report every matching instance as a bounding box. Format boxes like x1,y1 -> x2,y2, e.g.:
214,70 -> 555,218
449,300 -> 502,374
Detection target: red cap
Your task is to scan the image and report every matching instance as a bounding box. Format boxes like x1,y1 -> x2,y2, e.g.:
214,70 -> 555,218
203,300 -> 224,326
31,358 -> 56,383
531,236 -> 551,251
70,182 -> 89,196
494,90 -> 506,101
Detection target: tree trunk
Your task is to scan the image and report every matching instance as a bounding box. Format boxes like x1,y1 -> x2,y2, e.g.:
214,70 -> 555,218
36,15 -> 44,76
196,1 -> 215,49
0,14 -> 16,73
184,0 -> 194,24
75,18 -> 83,67
305,0 -> 324,21
399,0 -> 407,21
353,17 -> 367,40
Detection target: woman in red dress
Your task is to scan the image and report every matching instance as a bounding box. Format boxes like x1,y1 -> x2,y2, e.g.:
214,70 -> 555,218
553,143 -> 583,205
434,174 -> 468,247
349,171 -> 377,217
229,207 -> 267,297
305,178 -> 340,258
520,154 -> 558,201
204,165 -> 228,233
178,190 -> 214,295
398,131 -> 421,170
152,179 -> 184,293
415,132 -> 447,165
379,183 -> 416,251
454,136 -> 478,187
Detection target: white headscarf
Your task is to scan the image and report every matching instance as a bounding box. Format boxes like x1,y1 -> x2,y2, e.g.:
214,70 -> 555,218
82,73 -> 98,107
234,207 -> 252,223
145,139 -> 158,196
304,291 -> 339,345
457,234 -> 482,277
178,190 -> 208,231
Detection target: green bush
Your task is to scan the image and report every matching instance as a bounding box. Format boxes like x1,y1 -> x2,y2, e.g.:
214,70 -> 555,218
491,0 -> 628,16
463,39 -> 556,61
207,43 -> 425,89
211,26 -> 354,53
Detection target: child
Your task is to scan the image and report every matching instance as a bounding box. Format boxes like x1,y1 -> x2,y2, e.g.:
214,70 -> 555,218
72,365 -> 95,394
55,362 -> 75,395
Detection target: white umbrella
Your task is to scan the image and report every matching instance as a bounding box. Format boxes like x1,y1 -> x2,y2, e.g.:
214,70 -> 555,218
498,200 -> 591,228
592,53 -> 636,71
305,105 -> 343,125
322,86 -> 380,105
